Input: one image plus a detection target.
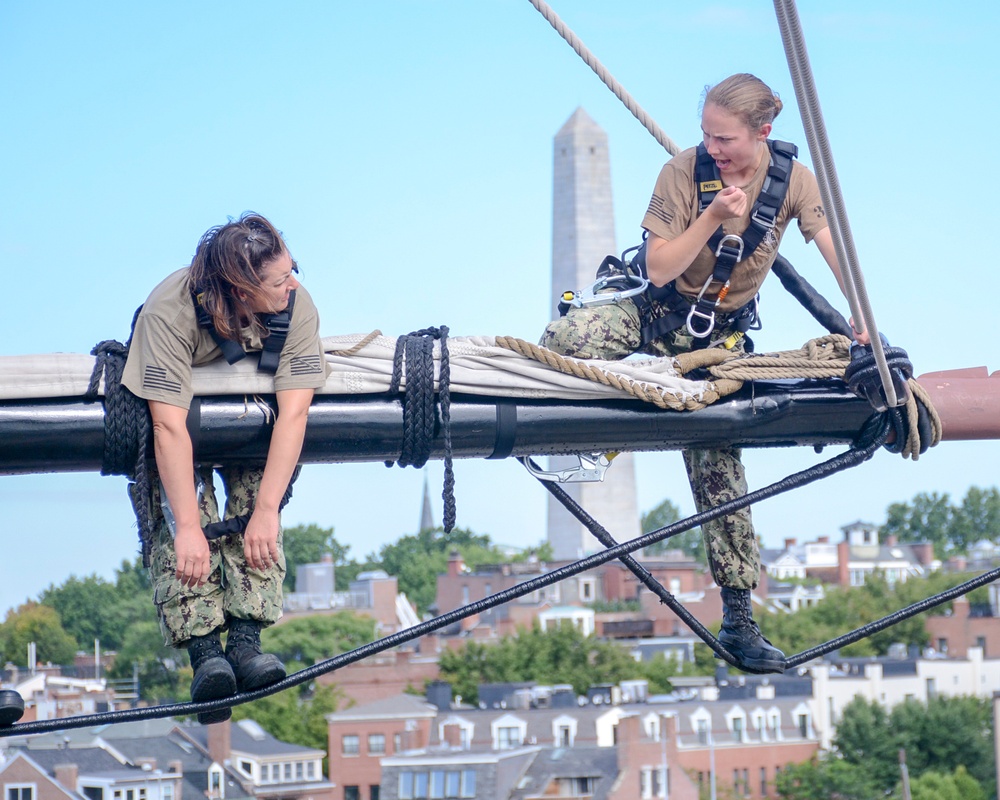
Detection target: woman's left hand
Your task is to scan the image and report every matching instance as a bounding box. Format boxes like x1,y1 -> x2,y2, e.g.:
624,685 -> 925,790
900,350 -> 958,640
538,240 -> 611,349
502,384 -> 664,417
244,508 -> 281,571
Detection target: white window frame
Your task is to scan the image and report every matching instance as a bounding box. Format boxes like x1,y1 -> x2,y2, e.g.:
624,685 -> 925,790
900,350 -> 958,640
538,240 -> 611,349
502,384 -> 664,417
7,785 -> 36,800
552,714 -> 578,747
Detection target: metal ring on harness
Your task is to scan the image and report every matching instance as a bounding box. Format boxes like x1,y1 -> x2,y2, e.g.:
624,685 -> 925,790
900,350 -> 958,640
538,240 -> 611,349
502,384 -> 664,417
715,233 -> 745,261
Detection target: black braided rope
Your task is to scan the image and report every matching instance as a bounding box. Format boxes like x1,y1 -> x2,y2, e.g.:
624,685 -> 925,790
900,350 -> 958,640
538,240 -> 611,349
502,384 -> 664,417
385,327 -> 456,531
2,412 -> 907,736
86,334 -> 155,564
528,412 -> 890,674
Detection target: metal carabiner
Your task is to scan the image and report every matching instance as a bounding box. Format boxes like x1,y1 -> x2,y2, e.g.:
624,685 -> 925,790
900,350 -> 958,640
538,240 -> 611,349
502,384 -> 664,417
562,272 -> 649,310
686,306 -> 716,338
686,273 -> 727,338
518,453 -> 613,483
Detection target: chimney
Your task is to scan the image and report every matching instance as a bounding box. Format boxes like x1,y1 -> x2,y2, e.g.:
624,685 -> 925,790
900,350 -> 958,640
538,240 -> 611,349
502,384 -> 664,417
447,551 -> 465,577
886,534 -> 898,546
783,538 -> 796,550
207,719 -> 231,765
837,539 -> 849,586
442,723 -> 463,748
817,536 -> 829,544
55,764 -> 79,791
168,762 -> 184,800
912,542 -> 934,566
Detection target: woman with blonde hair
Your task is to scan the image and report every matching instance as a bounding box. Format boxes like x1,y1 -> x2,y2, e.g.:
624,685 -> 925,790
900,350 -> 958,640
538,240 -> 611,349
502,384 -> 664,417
542,74 -> 867,673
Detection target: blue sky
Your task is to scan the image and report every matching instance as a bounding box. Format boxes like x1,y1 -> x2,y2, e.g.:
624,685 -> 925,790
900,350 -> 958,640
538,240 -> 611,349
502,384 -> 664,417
1,1 -> 998,618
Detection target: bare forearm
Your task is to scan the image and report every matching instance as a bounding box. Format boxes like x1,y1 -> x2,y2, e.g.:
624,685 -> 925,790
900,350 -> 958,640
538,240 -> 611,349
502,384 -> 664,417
645,216 -> 722,286
256,405 -> 309,512
150,405 -> 201,529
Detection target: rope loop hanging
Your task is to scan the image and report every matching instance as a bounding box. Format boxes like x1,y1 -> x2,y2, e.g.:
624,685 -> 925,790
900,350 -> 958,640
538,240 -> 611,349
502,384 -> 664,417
385,326 -> 457,531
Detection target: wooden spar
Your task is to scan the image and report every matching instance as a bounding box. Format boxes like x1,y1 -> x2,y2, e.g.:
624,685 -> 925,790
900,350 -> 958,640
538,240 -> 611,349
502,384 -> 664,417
913,367 -> 1000,441
0,370 -> 995,475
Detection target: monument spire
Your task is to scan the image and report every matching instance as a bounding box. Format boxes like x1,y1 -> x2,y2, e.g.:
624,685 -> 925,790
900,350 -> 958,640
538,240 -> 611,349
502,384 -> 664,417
546,107 -> 642,560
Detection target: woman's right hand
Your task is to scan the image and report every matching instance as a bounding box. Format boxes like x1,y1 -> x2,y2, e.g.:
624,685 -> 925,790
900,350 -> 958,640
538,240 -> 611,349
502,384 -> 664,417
707,185 -> 748,222
174,524 -> 210,587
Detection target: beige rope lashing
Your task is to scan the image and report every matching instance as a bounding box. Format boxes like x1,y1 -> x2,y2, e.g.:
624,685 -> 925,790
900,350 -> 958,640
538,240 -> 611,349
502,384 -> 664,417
495,335 -> 940,459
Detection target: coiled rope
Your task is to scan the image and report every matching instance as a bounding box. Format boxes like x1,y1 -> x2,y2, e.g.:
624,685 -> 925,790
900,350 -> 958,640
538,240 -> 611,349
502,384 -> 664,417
86,318 -> 156,564
385,326 -> 457,531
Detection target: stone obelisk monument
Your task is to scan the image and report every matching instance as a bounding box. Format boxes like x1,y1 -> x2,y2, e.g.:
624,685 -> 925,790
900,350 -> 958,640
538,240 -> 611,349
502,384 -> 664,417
546,108 -> 642,560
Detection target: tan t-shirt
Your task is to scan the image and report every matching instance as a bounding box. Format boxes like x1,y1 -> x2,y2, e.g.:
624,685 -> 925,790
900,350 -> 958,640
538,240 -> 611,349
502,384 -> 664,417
641,145 -> 828,312
122,268 -> 330,409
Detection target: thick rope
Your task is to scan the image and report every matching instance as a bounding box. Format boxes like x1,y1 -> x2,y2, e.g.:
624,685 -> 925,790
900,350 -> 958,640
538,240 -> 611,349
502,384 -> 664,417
86,332 -> 155,565
385,327 -> 457,531
525,0 -> 679,156
495,334 -> 940,459
493,335 -> 741,410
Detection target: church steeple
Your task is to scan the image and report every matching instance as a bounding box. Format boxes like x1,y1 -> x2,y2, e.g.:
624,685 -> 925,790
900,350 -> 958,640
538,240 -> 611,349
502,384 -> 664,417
419,470 -> 436,532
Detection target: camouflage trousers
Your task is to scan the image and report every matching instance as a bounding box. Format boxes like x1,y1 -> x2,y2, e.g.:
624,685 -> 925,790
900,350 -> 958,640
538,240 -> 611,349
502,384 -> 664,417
540,298 -> 760,590
131,465 -> 286,647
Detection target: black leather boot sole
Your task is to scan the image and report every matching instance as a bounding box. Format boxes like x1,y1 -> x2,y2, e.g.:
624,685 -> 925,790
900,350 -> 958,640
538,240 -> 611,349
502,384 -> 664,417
233,653 -> 286,692
191,656 -> 237,724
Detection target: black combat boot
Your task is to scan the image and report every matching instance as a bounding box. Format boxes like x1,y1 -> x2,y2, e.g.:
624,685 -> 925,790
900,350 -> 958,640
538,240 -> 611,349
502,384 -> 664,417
719,587 -> 786,674
225,617 -> 286,692
187,631 -> 237,725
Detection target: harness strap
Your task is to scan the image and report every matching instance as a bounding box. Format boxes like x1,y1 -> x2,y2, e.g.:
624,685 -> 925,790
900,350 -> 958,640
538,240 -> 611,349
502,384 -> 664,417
635,139 -> 797,346
258,291 -> 296,375
193,292 -> 247,365
192,289 -> 296,374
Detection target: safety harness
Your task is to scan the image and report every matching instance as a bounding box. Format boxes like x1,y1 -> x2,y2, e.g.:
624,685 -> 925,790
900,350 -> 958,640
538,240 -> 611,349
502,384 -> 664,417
561,139 -> 798,350
640,139 -> 797,346
192,289 -> 297,375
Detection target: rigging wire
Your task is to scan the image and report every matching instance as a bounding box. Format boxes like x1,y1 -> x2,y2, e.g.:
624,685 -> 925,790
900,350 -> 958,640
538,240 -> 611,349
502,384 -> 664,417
1,412 -> 892,736
525,0 -> 680,156
772,0 -> 901,408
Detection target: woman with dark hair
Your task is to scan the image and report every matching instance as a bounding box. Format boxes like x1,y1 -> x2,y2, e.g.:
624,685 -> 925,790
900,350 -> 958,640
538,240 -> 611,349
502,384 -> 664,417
123,212 -> 329,722
542,74 -> 868,673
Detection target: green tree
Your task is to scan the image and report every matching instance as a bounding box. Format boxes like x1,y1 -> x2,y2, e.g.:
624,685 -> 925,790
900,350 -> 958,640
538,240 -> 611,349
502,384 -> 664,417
951,486 -> 1000,554
881,491 -> 954,557
832,696 -> 898,790
899,766 -> 986,800
889,696 -> 994,794
641,497 -> 706,565
262,613 -> 376,666
437,623 -> 642,704
832,696 -> 996,796
107,620 -> 184,704
879,486 -> 1000,557
371,526 -> 511,613
0,602 -> 77,665
774,756 -> 879,799
40,573 -> 132,651
763,570 -> 990,659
